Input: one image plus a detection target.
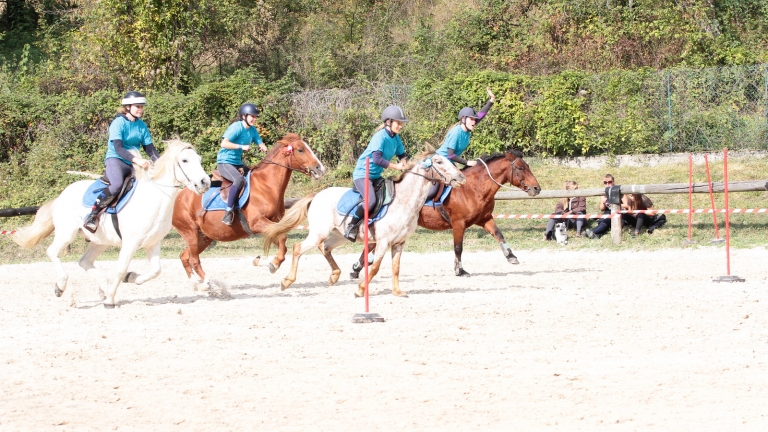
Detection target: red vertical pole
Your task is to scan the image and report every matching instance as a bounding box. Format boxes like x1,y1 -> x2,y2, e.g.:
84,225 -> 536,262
723,149 -> 731,276
687,154 -> 693,241
363,157 -> 370,313
704,155 -> 721,239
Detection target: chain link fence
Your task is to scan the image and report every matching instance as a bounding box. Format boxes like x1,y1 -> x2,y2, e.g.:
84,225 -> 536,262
268,66 -> 768,166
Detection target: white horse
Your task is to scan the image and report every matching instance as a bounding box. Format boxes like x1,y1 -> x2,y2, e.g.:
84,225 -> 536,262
262,149 -> 466,297
13,139 -> 211,307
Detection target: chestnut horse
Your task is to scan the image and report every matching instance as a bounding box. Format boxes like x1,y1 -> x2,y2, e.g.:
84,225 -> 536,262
172,133 -> 325,284
351,149 -> 540,278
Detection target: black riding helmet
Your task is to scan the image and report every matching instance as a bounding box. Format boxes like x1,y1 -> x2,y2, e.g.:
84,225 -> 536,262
239,103 -> 259,119
381,105 -> 408,123
122,91 -> 147,106
457,107 -> 478,120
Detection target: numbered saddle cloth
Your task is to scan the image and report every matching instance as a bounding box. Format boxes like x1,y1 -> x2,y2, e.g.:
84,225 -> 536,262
81,179 -> 136,214
201,174 -> 252,211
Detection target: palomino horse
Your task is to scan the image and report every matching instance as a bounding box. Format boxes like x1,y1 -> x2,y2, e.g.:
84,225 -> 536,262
351,149 -> 540,278
261,149 -> 466,297
13,139 -> 211,307
172,133 -> 325,284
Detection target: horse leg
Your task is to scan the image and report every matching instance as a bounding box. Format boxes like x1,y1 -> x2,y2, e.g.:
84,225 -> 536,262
46,226 -> 80,297
349,242 -> 376,279
125,242 -> 161,285
319,234 -> 347,286
356,243 -> 388,298
452,224 -> 470,277
268,233 -> 288,274
102,242 -> 140,308
481,219 -> 518,264
78,242 -> 109,299
178,229 -> 215,283
281,232 -> 326,290
390,243 -> 408,297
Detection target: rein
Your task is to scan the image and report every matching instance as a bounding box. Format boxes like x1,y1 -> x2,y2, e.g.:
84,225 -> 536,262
260,147 -> 313,176
477,156 -> 529,192
139,146 -> 194,196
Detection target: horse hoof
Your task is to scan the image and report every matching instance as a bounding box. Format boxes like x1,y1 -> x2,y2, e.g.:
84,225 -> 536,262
122,272 -> 135,283
269,263 -> 278,274
455,270 -> 471,277
393,292 -> 409,298
252,256 -> 260,266
349,271 -> 360,279
54,286 -> 63,297
103,303 -> 115,309
280,280 -> 292,291
507,256 -> 519,264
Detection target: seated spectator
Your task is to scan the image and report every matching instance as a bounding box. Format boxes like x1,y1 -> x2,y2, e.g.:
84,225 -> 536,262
585,174 -> 627,239
543,180 -> 587,240
623,193 -> 667,235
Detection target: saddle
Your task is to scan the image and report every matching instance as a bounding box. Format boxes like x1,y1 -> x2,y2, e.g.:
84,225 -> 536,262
210,168 -> 250,203
97,172 -> 136,210
352,178 -> 395,219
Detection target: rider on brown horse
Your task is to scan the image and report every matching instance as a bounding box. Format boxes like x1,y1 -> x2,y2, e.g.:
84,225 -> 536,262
426,87 -> 495,201
217,103 -> 268,226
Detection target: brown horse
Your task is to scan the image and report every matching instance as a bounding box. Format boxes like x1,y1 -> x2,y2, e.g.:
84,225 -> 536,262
351,149 -> 540,278
172,133 -> 325,284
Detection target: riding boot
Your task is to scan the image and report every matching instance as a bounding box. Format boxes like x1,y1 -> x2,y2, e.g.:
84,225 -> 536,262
222,209 -> 234,226
343,205 -> 366,242
83,189 -> 115,233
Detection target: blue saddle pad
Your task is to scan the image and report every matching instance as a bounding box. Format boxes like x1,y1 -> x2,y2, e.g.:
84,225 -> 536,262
424,185 -> 452,207
201,174 -> 251,211
81,179 -> 137,214
336,189 -> 388,225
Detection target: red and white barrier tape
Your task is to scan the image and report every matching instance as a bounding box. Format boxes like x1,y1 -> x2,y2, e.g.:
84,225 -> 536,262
2,209 -> 764,235
491,208 -> 768,219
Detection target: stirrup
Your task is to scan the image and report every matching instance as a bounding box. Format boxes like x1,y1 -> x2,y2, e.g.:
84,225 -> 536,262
222,210 -> 234,226
343,223 -> 359,242
83,214 -> 99,233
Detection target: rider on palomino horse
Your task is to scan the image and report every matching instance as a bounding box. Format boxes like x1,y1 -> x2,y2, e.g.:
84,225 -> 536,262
84,91 -> 159,233
426,87 -> 495,203
344,105 -> 410,242
217,103 -> 268,226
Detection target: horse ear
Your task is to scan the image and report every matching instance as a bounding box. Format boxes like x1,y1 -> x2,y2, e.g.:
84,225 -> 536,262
423,142 -> 435,154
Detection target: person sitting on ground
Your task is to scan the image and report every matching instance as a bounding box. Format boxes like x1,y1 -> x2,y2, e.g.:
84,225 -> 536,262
585,174 -> 631,239
623,193 -> 667,235
543,180 -> 587,240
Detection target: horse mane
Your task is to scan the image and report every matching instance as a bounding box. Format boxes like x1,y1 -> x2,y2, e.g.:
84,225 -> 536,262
478,148 -> 524,164
146,137 -> 193,180
248,133 -> 303,170
390,146 -> 435,183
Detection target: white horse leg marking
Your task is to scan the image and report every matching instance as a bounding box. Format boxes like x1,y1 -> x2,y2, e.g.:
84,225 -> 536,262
282,231 -> 326,290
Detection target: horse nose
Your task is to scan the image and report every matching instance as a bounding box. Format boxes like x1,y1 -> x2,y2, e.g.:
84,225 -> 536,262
531,186 -> 541,196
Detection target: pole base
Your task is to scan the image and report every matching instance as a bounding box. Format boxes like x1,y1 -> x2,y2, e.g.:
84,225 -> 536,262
710,239 -> 725,244
712,275 -> 745,283
351,313 -> 385,323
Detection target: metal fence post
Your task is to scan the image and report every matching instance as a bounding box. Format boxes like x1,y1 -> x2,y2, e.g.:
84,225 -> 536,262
666,69 -> 673,152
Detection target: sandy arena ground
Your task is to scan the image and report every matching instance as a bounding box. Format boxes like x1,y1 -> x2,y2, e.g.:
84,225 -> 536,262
1,247 -> 767,430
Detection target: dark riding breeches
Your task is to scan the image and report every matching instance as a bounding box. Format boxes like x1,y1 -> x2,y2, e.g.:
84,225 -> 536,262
217,163 -> 246,209
105,158 -> 134,195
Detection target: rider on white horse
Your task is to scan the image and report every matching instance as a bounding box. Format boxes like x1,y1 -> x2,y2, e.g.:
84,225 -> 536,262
84,91 -> 159,232
344,105 -> 410,242
217,103 -> 267,226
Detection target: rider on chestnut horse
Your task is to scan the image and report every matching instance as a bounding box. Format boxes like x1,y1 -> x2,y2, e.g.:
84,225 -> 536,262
217,103 -> 268,226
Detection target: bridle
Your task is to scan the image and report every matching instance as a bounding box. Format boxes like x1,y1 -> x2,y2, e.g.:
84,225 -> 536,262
141,146 -> 196,196
260,142 -> 315,176
477,154 -> 531,192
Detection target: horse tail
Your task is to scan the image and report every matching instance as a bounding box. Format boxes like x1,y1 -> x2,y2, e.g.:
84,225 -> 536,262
262,193 -> 315,256
13,200 -> 55,249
